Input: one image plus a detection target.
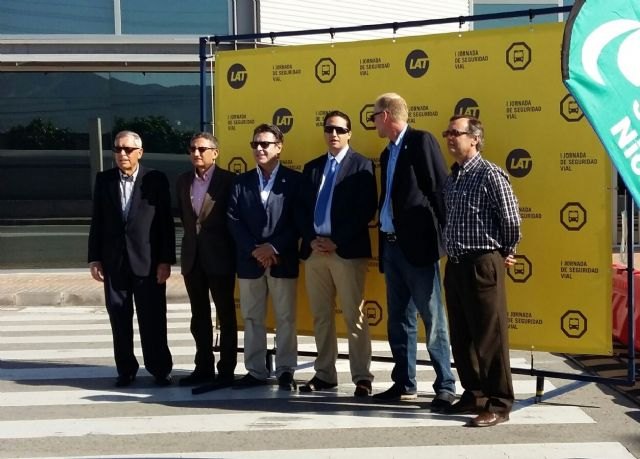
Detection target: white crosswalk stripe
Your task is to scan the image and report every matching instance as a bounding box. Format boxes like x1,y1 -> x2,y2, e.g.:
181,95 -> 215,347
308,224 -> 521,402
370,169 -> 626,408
0,305 -> 635,459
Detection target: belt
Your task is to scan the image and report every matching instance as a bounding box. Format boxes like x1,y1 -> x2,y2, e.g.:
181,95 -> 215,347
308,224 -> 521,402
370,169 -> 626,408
448,249 -> 497,264
382,232 -> 397,243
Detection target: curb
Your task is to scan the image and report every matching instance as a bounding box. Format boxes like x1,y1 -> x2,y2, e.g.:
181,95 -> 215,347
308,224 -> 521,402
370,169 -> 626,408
0,291 -> 190,307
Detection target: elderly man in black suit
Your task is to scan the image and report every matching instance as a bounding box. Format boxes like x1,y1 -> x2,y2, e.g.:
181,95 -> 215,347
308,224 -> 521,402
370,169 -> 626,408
176,132 -> 237,388
227,123 -> 302,391
370,93 -> 456,411
88,130 -> 175,387
298,110 -> 377,397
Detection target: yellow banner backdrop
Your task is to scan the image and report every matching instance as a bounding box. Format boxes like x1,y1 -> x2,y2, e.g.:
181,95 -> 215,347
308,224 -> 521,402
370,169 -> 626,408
215,22 -> 612,355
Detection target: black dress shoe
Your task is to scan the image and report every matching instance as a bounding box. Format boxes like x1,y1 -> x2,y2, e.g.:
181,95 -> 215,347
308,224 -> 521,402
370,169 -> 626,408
154,375 -> 172,387
115,374 -> 136,388
446,399 -> 482,415
299,376 -> 337,393
372,384 -> 417,401
179,371 -> 215,387
232,373 -> 267,389
430,391 -> 455,413
278,372 -> 296,391
467,411 -> 509,427
354,380 -> 372,397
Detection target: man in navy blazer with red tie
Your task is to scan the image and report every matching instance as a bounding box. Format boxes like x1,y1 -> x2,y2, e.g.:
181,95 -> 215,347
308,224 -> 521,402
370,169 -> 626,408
88,130 -> 175,388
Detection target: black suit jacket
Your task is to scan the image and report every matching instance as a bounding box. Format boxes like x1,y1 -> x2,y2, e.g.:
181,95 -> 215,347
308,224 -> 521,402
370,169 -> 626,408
227,164 -> 302,279
300,148 -> 377,260
378,126 -> 448,271
88,166 -> 176,278
176,165 -> 236,276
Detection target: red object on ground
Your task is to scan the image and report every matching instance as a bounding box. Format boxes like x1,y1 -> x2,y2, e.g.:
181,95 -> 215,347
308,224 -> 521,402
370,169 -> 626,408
612,263 -> 640,351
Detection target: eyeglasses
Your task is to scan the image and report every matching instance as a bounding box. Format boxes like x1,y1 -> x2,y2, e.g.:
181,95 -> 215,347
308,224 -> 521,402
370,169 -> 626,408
112,146 -> 140,155
189,146 -> 215,154
250,141 -> 279,149
323,125 -> 350,135
366,111 -> 384,123
442,129 -> 471,138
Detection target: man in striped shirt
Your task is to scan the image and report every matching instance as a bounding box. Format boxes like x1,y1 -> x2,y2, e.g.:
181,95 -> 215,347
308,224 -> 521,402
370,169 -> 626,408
442,115 -> 521,427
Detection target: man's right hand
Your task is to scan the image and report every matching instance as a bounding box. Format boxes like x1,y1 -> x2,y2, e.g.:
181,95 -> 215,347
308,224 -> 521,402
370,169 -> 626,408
89,261 -> 104,282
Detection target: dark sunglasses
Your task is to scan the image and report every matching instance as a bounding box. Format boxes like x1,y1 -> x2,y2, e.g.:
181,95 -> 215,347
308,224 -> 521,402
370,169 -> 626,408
112,146 -> 140,154
442,129 -> 471,138
366,111 -> 384,123
250,141 -> 279,149
189,146 -> 215,154
323,125 -> 350,135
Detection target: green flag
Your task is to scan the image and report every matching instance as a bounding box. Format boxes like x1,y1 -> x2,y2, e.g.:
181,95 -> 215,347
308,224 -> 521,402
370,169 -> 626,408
562,0 -> 640,203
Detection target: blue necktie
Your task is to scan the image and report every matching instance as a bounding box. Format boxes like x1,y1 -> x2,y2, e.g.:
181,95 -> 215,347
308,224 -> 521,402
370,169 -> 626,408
314,158 -> 337,227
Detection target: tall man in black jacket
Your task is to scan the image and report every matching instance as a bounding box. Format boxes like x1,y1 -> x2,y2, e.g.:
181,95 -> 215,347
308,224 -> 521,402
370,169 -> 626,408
371,93 -> 456,412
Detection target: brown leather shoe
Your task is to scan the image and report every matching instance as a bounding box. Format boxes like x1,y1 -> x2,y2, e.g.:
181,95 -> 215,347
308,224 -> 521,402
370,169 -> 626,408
299,376 -> 337,393
354,380 -> 372,397
467,411 -> 509,427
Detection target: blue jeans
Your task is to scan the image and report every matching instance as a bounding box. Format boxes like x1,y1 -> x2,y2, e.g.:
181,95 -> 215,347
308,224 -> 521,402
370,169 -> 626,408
382,240 -> 456,395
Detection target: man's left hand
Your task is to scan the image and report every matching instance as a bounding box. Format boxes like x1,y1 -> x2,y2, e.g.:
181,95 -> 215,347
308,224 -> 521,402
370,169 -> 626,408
504,254 -> 516,267
157,263 -> 171,284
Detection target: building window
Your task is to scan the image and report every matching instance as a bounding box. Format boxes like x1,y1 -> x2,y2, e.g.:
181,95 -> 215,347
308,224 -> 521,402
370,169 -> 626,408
0,0 -> 114,34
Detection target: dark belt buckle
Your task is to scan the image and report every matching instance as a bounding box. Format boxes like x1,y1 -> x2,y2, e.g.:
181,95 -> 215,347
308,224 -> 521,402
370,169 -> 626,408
385,233 -> 397,243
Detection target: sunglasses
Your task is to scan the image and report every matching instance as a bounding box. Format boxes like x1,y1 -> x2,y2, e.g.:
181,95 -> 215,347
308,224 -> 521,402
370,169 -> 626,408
323,125 -> 350,135
442,129 -> 471,138
112,146 -> 140,154
250,141 -> 279,149
366,111 -> 384,123
189,146 -> 215,154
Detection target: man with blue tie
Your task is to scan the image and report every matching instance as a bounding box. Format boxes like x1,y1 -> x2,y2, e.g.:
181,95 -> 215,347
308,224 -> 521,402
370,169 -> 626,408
370,93 -> 456,412
88,130 -> 175,388
298,111 -> 377,397
227,123 -> 302,390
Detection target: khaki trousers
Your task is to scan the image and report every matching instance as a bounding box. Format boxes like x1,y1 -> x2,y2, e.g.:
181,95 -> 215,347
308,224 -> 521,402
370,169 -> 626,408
304,251 -> 373,384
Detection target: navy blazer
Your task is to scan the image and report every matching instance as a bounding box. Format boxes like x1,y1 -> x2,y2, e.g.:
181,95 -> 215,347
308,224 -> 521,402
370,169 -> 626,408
300,147 -> 377,260
88,166 -> 176,278
378,126 -> 448,271
227,164 -> 302,279
176,165 -> 236,277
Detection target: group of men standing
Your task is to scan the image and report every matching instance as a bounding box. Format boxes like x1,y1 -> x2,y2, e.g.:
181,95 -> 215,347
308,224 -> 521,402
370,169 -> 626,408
88,92 -> 521,428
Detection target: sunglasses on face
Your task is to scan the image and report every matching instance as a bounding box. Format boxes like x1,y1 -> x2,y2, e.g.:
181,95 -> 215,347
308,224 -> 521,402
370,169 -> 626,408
112,146 -> 140,154
250,140 -> 279,149
323,125 -> 350,135
366,110 -> 384,123
442,129 -> 471,138
189,146 -> 215,154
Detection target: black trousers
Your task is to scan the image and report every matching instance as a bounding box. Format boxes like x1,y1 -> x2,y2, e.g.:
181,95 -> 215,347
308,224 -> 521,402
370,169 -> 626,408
104,260 -> 173,379
444,250 -> 514,414
183,257 -> 237,378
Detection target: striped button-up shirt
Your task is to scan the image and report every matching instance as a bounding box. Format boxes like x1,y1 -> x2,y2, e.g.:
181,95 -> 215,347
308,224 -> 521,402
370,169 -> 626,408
443,153 -> 521,257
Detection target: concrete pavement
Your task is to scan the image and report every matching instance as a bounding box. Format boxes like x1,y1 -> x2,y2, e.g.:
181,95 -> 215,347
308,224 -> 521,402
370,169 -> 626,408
0,269 -> 189,307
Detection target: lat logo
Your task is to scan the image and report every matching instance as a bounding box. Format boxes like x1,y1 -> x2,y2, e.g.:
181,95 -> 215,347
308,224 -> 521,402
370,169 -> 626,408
582,19 -> 640,86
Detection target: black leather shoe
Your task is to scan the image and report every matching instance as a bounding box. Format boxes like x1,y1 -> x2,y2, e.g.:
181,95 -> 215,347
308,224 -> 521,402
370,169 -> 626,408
179,371 -> 215,387
372,384 -> 417,401
278,372 -> 296,391
115,374 -> 136,388
154,375 -> 172,387
354,380 -> 372,397
430,391 -> 455,413
467,411 -> 509,427
446,399 -> 482,415
232,373 -> 267,389
299,376 -> 337,393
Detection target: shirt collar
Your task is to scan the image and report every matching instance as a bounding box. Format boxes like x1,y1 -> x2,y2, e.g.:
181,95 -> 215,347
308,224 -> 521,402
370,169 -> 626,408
390,124 -> 409,151
327,145 -> 349,164
194,164 -> 215,181
120,166 -> 140,181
